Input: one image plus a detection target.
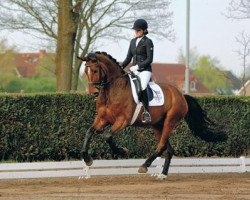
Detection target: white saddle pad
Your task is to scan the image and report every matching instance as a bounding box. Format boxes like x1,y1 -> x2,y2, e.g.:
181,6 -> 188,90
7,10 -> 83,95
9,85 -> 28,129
128,74 -> 164,106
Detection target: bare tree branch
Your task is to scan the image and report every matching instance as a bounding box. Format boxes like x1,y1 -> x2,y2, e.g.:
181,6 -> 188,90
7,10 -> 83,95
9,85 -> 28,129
0,0 -> 174,90
0,0 -> 57,39
0,0 -> 174,46
235,31 -> 250,95
225,0 -> 250,20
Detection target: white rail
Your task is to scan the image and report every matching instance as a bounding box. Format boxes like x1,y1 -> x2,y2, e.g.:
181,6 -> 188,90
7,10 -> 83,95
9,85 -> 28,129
0,157 -> 249,179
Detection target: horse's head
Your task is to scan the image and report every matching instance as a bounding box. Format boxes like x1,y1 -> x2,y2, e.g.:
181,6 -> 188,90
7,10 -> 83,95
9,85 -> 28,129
79,52 -> 124,95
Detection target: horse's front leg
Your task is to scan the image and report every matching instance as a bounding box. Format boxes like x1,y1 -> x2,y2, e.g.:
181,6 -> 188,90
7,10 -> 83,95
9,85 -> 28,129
81,115 -> 107,166
81,126 -> 96,166
105,116 -> 130,157
104,132 -> 128,158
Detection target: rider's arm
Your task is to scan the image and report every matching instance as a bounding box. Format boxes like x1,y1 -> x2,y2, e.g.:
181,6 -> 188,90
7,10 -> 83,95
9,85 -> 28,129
138,38 -> 154,70
121,40 -> 133,69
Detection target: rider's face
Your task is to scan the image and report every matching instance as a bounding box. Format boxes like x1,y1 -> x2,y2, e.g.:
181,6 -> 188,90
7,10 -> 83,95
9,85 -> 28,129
135,29 -> 144,38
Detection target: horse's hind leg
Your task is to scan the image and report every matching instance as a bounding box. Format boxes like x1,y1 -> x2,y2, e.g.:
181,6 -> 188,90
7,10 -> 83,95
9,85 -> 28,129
138,143 -> 168,173
139,116 -> 179,176
156,117 -> 180,178
162,140 -> 174,176
138,124 -> 165,173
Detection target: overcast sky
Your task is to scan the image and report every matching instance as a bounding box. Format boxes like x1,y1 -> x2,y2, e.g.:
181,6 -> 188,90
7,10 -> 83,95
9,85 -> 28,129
99,0 -> 250,76
1,0 -> 250,76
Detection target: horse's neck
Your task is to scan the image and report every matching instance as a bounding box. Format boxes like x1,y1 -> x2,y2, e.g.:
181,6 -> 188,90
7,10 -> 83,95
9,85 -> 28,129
107,64 -> 123,79
98,76 -> 132,104
97,55 -> 132,104
99,56 -> 123,78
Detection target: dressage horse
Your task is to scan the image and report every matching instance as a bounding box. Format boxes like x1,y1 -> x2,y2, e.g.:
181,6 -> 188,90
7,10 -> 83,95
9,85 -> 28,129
78,52 -> 227,179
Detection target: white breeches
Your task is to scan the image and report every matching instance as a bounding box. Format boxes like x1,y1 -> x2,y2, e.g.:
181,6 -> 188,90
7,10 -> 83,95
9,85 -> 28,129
137,71 -> 152,90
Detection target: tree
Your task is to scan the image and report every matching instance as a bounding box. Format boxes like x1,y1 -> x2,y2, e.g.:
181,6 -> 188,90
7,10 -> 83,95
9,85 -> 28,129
225,0 -> 250,19
176,47 -> 200,69
193,56 -> 232,94
0,39 -> 17,90
245,65 -> 250,80
0,0 -> 174,91
0,39 -> 16,76
36,53 -> 56,77
55,0 -> 82,91
176,47 -> 240,94
235,31 -> 250,96
225,0 -> 250,95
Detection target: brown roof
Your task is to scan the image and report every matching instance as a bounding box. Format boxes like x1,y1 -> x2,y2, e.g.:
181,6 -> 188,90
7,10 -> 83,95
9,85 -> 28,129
13,51 -> 211,95
15,50 -> 46,77
152,63 -> 211,94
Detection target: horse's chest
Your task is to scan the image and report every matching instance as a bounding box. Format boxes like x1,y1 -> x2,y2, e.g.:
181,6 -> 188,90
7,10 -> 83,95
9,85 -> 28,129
97,106 -> 113,121
103,105 -> 122,122
105,106 -> 117,116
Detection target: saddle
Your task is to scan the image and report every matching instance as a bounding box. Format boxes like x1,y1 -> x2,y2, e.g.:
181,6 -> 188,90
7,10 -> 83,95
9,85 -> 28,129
129,73 -> 164,107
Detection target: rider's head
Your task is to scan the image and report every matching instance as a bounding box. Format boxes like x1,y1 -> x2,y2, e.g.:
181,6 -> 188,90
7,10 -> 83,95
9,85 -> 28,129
132,19 -> 148,37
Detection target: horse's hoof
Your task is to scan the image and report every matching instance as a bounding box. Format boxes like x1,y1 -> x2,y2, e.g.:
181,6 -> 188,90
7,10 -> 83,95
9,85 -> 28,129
84,157 -> 93,166
138,166 -> 148,173
156,174 -> 167,180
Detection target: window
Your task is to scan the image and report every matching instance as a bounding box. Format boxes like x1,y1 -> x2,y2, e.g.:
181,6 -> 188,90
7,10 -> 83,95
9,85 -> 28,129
190,81 -> 197,91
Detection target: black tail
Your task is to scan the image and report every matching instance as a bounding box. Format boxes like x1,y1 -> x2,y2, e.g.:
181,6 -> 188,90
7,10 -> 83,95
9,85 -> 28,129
184,95 -> 227,142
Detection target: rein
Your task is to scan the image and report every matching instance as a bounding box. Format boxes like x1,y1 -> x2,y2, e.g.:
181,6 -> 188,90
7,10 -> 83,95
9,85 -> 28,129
86,62 -> 129,90
98,72 -> 129,88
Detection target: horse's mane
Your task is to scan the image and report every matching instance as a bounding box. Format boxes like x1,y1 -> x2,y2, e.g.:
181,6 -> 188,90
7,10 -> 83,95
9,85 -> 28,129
94,51 -> 121,68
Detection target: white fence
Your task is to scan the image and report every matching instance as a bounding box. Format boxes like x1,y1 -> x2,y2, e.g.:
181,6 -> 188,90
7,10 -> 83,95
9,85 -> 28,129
0,157 -> 249,180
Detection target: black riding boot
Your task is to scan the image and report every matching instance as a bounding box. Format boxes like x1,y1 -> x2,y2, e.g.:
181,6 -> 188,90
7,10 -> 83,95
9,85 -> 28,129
139,89 -> 151,123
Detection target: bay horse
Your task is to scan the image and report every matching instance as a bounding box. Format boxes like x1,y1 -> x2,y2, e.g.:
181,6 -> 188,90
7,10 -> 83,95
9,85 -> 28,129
79,51 -> 227,179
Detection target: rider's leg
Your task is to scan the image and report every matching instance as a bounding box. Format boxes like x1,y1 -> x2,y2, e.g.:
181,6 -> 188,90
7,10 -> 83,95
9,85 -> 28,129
137,71 -> 152,123
139,89 -> 150,119
138,71 -> 152,90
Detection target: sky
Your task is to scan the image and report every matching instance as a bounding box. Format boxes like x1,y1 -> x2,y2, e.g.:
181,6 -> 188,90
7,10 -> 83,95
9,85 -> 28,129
99,0 -> 250,76
1,0 -> 250,76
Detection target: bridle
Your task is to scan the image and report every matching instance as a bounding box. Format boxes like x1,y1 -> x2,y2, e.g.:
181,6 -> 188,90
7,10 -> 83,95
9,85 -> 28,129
85,61 -> 109,90
85,60 -> 128,91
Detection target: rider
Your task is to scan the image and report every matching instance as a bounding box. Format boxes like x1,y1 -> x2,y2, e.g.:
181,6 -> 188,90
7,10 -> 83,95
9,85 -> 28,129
121,18 -> 154,123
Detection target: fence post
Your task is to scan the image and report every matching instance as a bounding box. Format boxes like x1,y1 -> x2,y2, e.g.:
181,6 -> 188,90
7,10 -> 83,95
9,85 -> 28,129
240,156 -> 247,173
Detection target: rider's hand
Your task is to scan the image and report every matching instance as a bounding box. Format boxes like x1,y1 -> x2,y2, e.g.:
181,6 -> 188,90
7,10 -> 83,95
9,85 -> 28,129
130,65 -> 139,72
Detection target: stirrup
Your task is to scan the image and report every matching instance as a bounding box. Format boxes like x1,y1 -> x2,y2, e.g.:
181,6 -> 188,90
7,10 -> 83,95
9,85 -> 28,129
142,110 -> 151,123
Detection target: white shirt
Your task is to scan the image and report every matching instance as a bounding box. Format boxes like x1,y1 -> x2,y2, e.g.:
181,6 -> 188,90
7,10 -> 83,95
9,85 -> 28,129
136,37 -> 143,47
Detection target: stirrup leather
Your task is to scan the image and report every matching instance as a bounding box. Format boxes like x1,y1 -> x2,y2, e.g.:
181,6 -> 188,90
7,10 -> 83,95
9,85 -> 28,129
141,109 -> 151,123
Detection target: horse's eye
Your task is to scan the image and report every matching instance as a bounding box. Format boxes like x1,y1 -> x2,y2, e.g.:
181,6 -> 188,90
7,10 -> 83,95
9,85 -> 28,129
92,69 -> 98,74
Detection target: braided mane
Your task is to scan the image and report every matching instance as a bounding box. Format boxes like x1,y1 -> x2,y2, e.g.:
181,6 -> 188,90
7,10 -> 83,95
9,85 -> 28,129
95,51 -> 121,67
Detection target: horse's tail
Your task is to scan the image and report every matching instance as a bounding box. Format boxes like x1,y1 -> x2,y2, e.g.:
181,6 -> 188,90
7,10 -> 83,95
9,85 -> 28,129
184,94 -> 227,142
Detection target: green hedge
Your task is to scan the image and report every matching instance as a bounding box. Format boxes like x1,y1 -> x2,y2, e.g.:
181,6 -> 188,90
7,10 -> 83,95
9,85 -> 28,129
0,94 -> 249,162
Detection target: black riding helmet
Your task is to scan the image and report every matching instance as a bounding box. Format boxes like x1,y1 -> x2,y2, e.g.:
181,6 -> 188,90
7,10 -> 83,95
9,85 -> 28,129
132,19 -> 148,31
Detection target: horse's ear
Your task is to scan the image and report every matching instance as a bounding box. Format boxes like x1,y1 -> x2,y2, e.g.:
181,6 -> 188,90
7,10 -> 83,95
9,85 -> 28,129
77,56 -> 86,61
87,53 -> 98,62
